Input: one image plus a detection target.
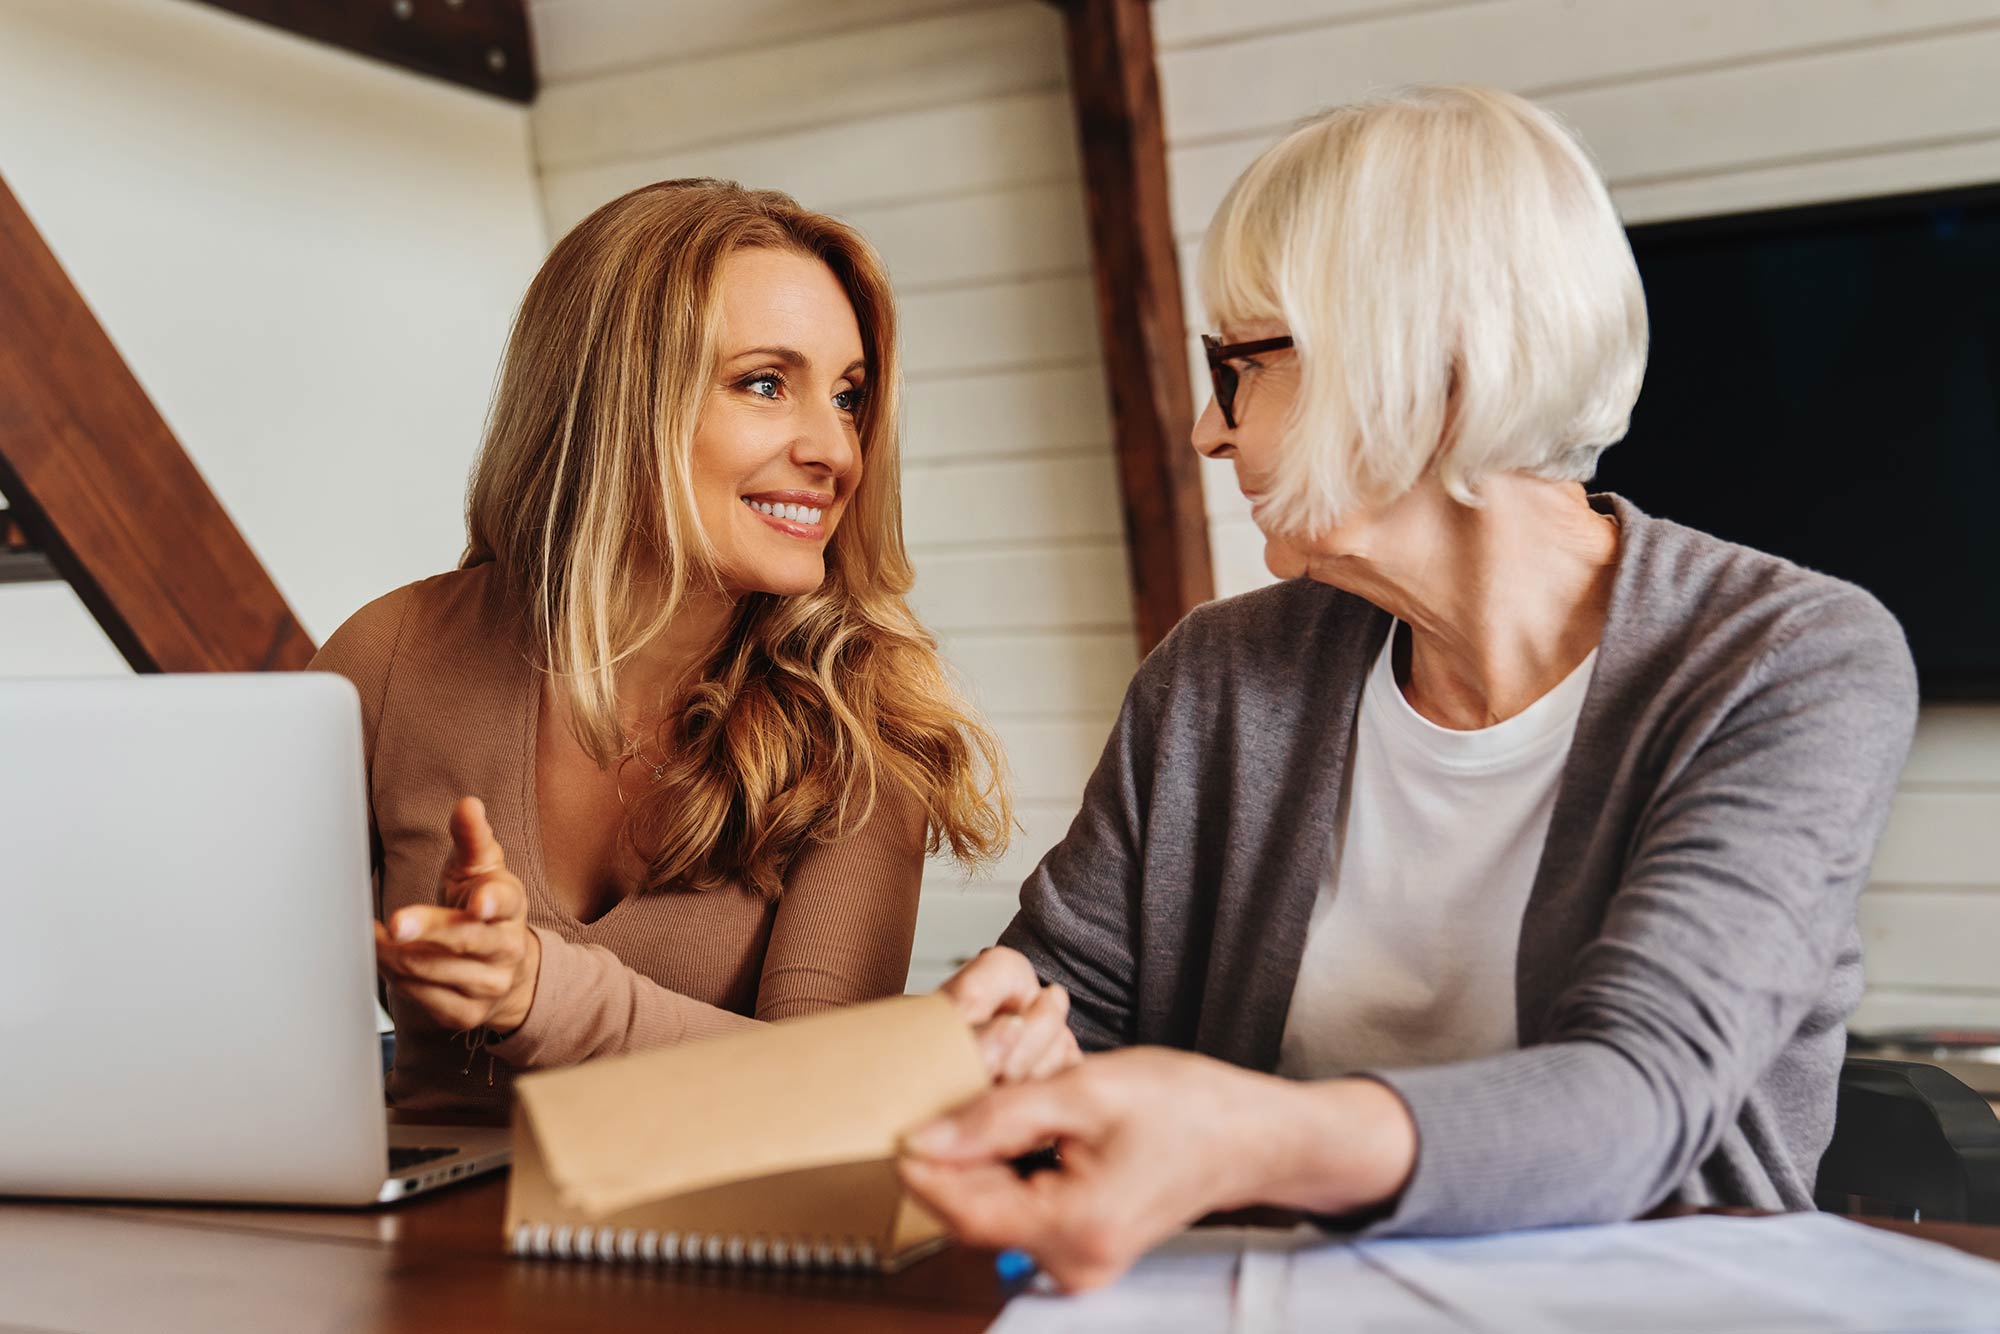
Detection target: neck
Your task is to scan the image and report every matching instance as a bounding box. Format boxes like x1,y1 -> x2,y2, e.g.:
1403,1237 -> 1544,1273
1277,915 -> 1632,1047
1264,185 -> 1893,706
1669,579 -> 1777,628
613,584 -> 739,723
1303,475 -> 1619,729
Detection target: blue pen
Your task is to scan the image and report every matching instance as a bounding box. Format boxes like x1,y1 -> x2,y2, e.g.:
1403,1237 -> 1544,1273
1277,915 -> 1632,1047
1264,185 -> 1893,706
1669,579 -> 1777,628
995,1248 -> 1037,1283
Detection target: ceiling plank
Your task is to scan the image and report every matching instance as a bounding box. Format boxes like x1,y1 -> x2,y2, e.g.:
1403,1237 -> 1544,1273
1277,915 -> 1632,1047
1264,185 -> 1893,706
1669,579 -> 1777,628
1051,0 -> 1214,653
184,0 -> 537,103
0,172 -> 316,672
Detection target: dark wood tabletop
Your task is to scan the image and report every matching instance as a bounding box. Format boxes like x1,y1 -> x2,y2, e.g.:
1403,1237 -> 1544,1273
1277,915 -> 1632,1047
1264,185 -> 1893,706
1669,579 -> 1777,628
3,1173 -> 1998,1334
0,1174 -> 1013,1334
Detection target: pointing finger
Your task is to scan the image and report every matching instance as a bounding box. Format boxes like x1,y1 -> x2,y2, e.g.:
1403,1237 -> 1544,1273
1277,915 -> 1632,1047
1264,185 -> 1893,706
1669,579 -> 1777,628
897,1156 -> 1053,1253
446,796 -> 507,880
904,1067 -> 1109,1165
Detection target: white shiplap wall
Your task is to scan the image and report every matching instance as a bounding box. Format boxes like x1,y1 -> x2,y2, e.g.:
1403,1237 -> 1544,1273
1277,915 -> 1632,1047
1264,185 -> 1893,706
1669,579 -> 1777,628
0,0 -> 546,670
525,0 -> 1138,988
1156,0 -> 2000,1028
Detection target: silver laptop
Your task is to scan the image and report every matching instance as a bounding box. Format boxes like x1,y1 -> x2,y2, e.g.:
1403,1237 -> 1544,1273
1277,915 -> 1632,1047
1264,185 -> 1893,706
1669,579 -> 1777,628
0,673 -> 509,1205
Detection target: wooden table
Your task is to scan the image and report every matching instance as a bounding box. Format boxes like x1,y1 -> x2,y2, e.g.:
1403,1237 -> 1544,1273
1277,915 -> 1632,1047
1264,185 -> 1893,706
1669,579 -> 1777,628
3,1175 -> 1998,1333
0,1175 -> 1014,1333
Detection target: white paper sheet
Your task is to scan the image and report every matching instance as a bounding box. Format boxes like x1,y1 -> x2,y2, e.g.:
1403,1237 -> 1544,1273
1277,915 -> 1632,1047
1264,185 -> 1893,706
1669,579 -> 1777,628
987,1213 -> 2000,1334
986,1228 -> 1270,1333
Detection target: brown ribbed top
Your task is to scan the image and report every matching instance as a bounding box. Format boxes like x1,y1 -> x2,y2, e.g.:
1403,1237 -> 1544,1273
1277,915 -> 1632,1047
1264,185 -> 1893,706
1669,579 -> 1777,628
309,565 -> 926,1121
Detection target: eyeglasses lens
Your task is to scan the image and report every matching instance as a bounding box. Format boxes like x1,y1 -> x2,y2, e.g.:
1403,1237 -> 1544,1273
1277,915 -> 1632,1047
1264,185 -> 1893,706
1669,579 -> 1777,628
1210,360 -> 1238,429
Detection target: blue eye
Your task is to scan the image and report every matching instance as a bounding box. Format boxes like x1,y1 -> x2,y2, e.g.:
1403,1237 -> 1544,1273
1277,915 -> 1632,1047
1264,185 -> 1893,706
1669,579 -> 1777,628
743,373 -> 782,400
834,386 -> 867,414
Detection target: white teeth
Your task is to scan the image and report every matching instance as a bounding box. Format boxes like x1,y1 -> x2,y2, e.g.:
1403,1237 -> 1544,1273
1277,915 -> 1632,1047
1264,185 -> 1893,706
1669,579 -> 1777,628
742,498 -> 824,525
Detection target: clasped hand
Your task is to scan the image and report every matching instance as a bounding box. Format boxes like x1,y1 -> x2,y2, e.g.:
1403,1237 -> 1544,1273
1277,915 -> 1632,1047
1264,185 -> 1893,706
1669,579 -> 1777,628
375,796 -> 540,1035
914,947 -> 1419,1293
942,945 -> 1084,1084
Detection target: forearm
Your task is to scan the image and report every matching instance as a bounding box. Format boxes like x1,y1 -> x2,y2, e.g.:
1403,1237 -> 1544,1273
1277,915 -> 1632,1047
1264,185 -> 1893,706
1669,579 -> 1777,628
1219,1072 -> 1418,1218
485,927 -> 758,1068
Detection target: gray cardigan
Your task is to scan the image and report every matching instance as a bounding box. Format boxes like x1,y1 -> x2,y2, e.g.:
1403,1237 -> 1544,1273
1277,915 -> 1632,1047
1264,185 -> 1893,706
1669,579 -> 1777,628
999,494 -> 1918,1235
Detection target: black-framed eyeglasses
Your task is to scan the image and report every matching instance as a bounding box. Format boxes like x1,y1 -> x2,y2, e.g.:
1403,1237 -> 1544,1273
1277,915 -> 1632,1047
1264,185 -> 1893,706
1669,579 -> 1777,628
1201,334 -> 1294,429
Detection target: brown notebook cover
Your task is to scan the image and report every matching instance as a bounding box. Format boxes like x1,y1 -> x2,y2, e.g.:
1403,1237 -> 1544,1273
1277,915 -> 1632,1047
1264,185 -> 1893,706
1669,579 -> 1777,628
503,993 -> 989,1273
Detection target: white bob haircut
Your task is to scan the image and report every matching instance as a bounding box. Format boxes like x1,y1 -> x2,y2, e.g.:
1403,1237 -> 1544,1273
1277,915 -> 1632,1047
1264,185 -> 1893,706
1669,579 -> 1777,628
1199,84 -> 1649,535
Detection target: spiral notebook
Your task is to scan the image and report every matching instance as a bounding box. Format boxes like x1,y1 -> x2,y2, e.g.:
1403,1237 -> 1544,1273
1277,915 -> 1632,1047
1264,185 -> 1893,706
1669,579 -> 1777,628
503,993 -> 990,1273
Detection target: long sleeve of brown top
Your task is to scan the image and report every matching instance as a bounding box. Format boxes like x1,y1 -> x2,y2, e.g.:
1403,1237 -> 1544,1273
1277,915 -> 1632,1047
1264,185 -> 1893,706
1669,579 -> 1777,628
307,565 -> 925,1121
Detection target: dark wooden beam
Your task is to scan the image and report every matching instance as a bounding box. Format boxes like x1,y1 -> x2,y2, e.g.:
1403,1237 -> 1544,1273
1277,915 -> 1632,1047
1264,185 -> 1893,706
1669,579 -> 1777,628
1052,0 -> 1214,653
184,0 -> 537,103
0,508 -> 58,586
0,172 -> 316,672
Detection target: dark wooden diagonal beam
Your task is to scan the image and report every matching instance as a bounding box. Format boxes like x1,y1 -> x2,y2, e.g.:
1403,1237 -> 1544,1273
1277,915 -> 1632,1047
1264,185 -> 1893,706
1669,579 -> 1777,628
184,0 -> 537,103
0,173 -> 316,672
1051,0 -> 1213,653
0,509 -> 57,586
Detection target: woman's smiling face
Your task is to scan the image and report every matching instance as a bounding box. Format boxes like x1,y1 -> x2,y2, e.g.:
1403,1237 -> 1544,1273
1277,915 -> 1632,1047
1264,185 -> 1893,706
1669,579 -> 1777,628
693,246 -> 867,598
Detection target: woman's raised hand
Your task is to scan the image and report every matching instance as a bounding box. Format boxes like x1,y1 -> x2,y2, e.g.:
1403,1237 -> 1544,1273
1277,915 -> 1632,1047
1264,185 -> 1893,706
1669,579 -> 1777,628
375,796 -> 541,1034
937,946 -> 1081,1084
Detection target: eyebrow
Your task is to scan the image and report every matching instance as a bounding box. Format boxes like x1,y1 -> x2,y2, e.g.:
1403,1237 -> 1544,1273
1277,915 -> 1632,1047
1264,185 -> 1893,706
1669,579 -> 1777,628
726,346 -> 868,376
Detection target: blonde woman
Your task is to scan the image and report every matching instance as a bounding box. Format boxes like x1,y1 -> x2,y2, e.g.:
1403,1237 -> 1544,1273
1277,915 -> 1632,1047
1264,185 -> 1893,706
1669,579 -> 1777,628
311,180 -> 1008,1120
908,87 -> 1918,1288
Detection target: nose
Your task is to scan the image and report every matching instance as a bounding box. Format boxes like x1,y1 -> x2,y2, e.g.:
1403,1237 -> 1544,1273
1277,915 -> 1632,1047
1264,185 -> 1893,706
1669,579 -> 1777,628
791,399 -> 860,484
1191,394 -> 1232,459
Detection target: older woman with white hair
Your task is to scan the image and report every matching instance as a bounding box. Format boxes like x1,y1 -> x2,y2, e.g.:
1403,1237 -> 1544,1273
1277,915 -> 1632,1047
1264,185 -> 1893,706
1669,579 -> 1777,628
903,85 -> 1919,1290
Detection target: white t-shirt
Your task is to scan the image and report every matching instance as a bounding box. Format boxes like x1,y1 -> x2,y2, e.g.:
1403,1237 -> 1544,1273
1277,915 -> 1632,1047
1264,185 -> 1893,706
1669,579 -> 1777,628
1276,624 -> 1597,1079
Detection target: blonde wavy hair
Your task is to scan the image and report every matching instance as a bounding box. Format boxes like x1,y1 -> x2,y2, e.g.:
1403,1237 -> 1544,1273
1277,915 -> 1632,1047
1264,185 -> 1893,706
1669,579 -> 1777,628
1201,85 -> 1648,534
464,178 -> 1010,896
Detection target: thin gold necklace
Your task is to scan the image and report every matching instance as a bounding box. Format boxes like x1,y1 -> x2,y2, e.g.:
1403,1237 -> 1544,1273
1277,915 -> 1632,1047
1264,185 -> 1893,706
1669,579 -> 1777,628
618,742 -> 669,784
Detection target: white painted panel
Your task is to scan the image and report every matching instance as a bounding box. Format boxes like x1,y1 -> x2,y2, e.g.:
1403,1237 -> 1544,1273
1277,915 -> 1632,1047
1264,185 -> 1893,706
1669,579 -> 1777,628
1902,707 -> 2000,787
912,793 -> 1087,985
904,454 -> 1123,548
904,365 -> 1114,461
0,0 -> 545,657
902,274 -> 1100,376
1869,793 -> 2000,887
909,885 -> 1022,985
1859,889 -> 2000,991
936,630 -> 1138,717
906,960 -> 962,993
1562,31 -> 2000,191
1850,988 -> 2000,1032
0,584 -> 129,677
1211,518 -> 1282,600
910,544 -> 1135,631
540,90 -> 1079,237
1177,237 -> 1209,329
989,717 -> 1110,805
842,181 -> 1092,291
532,4 -> 1065,170
978,798 -> 1078,896
1171,135 -> 1276,239
1168,28 -> 2000,236
530,0 -> 993,82
1154,0 -> 1491,51
1612,134 -> 2000,226
1161,0 -> 2000,148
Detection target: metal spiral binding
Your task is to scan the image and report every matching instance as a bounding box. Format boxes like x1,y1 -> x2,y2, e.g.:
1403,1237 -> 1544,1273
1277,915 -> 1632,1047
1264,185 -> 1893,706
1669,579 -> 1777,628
509,1221 -> 878,1271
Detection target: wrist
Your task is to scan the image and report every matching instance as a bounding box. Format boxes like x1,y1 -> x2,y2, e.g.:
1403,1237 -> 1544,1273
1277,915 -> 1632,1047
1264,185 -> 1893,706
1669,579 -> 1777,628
1238,1075 -> 1417,1217
489,926 -> 542,1035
